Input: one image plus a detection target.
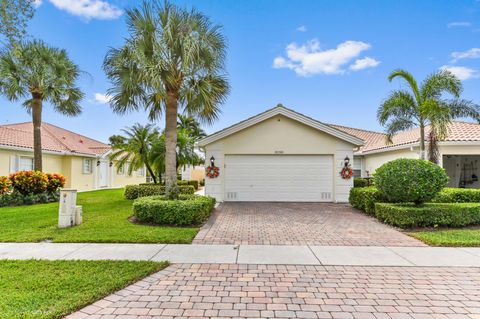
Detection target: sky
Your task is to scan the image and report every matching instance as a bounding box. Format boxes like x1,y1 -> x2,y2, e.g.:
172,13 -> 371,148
1,0 -> 480,143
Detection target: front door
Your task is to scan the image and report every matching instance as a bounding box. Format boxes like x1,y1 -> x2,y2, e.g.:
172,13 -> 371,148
99,161 -> 109,188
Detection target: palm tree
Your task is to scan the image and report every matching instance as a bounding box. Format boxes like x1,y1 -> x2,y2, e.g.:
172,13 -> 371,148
103,1 -> 229,198
110,123 -> 160,184
378,69 -> 480,161
0,40 -> 84,171
177,114 -> 207,141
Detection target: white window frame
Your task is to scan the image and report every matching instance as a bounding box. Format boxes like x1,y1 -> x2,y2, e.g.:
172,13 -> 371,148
19,156 -> 34,171
117,165 -> 124,175
137,167 -> 145,177
83,158 -> 93,174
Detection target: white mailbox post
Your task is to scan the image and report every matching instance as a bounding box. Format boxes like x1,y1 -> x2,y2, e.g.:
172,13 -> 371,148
58,189 -> 78,228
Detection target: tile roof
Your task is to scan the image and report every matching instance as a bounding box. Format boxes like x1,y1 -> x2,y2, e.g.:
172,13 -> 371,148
0,122 -> 111,156
331,121 -> 480,154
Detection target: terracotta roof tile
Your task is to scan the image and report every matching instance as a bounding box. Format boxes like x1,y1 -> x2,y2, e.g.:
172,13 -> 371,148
0,122 -> 110,156
333,121 -> 480,153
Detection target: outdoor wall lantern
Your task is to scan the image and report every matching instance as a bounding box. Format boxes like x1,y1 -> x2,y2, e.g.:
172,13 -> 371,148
96,160 -> 101,166
109,162 -> 113,167
210,156 -> 215,167
344,156 -> 350,167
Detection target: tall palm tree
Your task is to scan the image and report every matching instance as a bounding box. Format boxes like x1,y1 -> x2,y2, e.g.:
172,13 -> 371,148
110,123 -> 160,184
103,1 -> 229,198
378,69 -> 480,161
0,40 -> 84,171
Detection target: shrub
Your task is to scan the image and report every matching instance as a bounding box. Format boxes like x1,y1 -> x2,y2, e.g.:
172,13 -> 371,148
45,173 -> 66,193
0,191 -> 59,207
200,179 -> 205,187
133,195 -> 216,226
374,159 -> 448,205
9,171 -> 48,195
124,184 -> 195,200
349,187 -> 384,215
0,176 -> 12,194
353,178 -> 372,188
375,202 -> 480,228
433,188 -> 480,203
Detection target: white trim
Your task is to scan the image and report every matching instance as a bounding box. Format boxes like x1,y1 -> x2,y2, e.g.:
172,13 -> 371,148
358,140 -> 480,156
198,106 -> 364,147
0,144 -> 103,158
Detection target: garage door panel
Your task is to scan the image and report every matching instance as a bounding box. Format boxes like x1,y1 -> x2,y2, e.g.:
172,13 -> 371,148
224,155 -> 333,202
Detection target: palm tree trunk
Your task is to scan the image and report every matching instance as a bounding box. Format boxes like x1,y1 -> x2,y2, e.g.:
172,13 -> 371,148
31,94 -> 43,171
145,164 -> 157,184
164,91 -> 179,198
419,123 -> 426,160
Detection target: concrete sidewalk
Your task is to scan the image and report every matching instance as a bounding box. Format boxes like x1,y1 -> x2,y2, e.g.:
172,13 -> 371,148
0,243 -> 479,267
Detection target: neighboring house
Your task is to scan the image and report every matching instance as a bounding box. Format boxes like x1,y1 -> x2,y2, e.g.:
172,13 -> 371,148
0,122 -> 146,191
181,164 -> 205,182
199,105 -> 480,203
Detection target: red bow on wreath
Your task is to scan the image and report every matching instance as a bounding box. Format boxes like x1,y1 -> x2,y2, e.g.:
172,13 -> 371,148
206,165 -> 220,178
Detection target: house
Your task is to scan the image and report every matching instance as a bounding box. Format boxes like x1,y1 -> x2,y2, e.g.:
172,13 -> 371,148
0,122 -> 146,191
181,164 -> 205,182
198,105 -> 480,203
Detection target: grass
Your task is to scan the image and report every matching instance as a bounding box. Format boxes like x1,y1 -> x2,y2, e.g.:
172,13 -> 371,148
409,228 -> 480,247
0,259 -> 167,319
0,188 -> 198,243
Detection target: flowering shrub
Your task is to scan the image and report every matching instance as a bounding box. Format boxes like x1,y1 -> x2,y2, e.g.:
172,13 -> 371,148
0,176 -> 12,194
46,173 -> 66,193
9,170 -> 48,195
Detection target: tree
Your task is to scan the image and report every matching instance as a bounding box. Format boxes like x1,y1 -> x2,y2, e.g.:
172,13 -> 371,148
378,69 -> 480,161
109,123 -> 160,184
0,0 -> 35,46
0,40 -> 84,171
108,134 -> 126,147
177,114 -> 207,141
103,1 -> 229,198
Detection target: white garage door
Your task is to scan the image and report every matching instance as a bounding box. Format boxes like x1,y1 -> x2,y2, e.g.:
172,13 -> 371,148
224,155 -> 333,202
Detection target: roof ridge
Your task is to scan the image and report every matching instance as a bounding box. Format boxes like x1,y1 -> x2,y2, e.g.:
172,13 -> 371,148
41,125 -> 72,152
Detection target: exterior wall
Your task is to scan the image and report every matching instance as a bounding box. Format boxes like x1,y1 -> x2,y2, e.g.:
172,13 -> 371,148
69,157 -> 96,191
204,115 -> 356,202
363,148 -> 420,176
0,148 -> 64,176
111,164 -> 145,188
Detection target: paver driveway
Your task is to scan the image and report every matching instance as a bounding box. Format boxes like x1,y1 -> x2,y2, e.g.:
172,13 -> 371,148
193,202 -> 425,246
69,263 -> 480,319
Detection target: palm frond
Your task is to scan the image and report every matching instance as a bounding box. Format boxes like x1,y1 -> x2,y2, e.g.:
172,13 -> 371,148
388,69 -> 422,104
420,69 -> 462,100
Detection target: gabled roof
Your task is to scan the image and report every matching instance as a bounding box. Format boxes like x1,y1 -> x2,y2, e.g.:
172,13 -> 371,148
0,122 -> 111,157
198,105 -> 365,147
332,121 -> 480,154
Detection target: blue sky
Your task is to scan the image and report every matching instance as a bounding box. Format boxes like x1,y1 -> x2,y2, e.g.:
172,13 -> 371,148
2,0 -> 480,142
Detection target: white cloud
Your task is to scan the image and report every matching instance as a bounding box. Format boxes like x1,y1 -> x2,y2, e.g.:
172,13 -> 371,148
92,93 -> 112,104
447,21 -> 472,28
349,57 -> 380,71
451,48 -> 480,62
33,0 -> 42,8
273,39 -> 375,76
296,25 -> 307,32
48,0 -> 122,20
440,65 -> 479,80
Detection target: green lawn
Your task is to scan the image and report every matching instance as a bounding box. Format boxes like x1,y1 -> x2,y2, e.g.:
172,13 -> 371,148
0,259 -> 167,319
0,188 -> 198,243
409,229 -> 480,247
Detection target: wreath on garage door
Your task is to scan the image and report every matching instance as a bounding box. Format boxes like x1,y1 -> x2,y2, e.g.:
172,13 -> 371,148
206,165 -> 220,178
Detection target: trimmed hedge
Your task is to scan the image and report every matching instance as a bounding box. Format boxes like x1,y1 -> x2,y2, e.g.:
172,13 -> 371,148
177,180 -> 199,190
433,188 -> 480,203
133,195 -> 215,226
353,178 -> 372,188
374,159 -> 448,204
124,184 -> 195,200
0,191 -> 59,207
349,187 -> 384,215
375,202 -> 480,228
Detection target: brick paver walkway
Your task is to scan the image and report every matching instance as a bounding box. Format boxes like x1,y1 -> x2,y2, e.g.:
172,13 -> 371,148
194,203 -> 425,246
68,263 -> 480,319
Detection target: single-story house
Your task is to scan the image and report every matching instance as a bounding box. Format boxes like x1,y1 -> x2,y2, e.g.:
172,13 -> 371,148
0,122 -> 146,191
198,105 -> 480,203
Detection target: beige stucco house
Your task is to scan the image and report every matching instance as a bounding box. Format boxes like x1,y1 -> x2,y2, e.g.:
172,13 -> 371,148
0,122 -> 145,191
199,105 -> 480,203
